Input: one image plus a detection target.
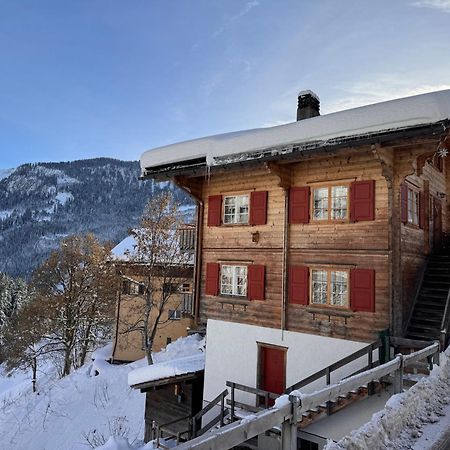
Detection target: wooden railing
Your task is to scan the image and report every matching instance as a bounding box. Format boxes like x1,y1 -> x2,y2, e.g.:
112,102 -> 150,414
190,389 -> 229,438
225,340 -> 382,421
175,342 -> 441,450
155,389 -> 229,447
440,286 -> 450,348
226,382 -> 280,421
286,340 -> 382,394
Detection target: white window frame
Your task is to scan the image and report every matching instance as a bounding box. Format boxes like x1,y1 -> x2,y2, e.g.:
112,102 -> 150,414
407,187 -> 420,226
310,268 -> 349,307
168,309 -> 182,320
220,265 -> 248,297
223,195 -> 249,224
312,185 -> 349,222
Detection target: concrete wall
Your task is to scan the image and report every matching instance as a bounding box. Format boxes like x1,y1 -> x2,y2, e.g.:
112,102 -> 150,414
203,319 -> 372,406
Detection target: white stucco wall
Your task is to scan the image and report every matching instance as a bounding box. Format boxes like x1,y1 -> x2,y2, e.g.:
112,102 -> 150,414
203,319 -> 374,406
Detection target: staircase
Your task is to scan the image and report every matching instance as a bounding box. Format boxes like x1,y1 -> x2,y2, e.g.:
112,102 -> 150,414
405,254 -> 450,341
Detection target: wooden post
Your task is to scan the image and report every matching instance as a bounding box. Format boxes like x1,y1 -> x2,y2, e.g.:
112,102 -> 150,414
368,349 -> 375,396
325,367 -> 331,415
230,383 -> 235,423
281,395 -> 300,450
434,341 -> 440,366
220,395 -> 225,427
393,354 -> 404,394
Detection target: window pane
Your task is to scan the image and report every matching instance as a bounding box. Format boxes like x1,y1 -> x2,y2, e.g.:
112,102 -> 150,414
224,195 -> 249,224
220,265 -> 247,296
313,188 -> 328,220
331,186 -> 348,220
331,271 -> 348,306
312,270 -> 327,304
235,266 -> 247,296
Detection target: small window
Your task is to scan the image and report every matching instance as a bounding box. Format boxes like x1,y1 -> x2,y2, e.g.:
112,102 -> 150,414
168,309 -> 182,320
407,188 -> 419,226
311,269 -> 348,307
220,265 -> 247,297
122,280 -> 130,295
223,195 -> 249,224
163,282 -> 179,294
129,282 -> 140,295
180,283 -> 191,293
138,284 -> 146,295
312,185 -> 348,221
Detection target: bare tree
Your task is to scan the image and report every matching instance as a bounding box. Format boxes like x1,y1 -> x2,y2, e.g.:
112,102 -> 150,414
31,234 -> 117,376
120,191 -> 193,365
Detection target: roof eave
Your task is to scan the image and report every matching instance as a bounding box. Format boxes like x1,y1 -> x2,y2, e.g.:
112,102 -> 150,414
141,120 -> 449,181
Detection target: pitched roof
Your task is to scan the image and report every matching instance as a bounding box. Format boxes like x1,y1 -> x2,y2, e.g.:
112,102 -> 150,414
140,89 -> 450,176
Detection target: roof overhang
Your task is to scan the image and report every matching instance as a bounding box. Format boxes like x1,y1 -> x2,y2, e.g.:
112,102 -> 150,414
130,369 -> 204,392
141,120 -> 449,181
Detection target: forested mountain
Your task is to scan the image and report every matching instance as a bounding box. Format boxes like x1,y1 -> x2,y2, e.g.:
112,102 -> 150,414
0,158 -> 192,278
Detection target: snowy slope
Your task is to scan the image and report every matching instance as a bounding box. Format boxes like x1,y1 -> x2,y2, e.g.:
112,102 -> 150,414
325,345 -> 450,449
0,335 -> 204,450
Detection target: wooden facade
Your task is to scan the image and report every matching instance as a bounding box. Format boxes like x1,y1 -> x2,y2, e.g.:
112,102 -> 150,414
167,134 -> 450,343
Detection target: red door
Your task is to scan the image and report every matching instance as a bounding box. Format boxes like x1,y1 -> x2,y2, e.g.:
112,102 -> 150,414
260,346 -> 286,401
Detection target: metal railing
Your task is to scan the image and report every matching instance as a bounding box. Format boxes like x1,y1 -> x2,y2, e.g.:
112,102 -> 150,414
440,286 -> 450,348
225,340 -> 382,420
175,342 -> 441,450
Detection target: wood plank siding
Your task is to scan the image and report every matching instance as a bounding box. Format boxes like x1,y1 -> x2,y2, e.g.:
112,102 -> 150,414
172,136 -> 449,343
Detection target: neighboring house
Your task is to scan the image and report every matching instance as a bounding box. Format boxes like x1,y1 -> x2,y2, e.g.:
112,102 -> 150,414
138,90 -> 450,447
128,337 -> 205,443
111,225 -> 196,362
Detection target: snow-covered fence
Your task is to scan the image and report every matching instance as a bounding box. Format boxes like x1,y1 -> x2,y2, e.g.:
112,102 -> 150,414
174,342 -> 440,450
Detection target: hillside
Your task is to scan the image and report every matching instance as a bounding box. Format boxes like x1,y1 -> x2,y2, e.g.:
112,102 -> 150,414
0,158 -> 192,278
0,335 -> 205,450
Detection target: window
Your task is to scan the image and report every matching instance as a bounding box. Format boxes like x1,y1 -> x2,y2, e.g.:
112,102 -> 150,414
180,283 -> 191,293
312,185 -> 348,221
168,309 -> 182,320
311,269 -> 348,307
220,265 -> 247,296
407,188 -> 419,226
163,282 -> 179,294
223,195 -> 249,224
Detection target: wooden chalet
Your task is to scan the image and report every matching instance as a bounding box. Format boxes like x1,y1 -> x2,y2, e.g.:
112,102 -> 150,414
137,90 -> 450,448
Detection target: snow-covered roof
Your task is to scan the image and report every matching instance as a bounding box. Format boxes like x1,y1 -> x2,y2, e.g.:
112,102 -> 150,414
140,90 -> 450,174
128,353 -> 205,387
111,235 -> 136,261
128,335 -> 206,387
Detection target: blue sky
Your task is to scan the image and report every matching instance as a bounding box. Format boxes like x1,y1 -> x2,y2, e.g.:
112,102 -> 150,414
1,0 -> 450,169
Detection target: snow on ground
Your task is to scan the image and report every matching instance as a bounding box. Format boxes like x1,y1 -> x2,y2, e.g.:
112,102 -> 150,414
325,345 -> 450,450
0,335 -> 203,450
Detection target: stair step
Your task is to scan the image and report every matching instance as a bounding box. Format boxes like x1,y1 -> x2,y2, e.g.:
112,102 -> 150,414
407,324 -> 441,333
406,330 -> 440,340
409,318 -> 442,327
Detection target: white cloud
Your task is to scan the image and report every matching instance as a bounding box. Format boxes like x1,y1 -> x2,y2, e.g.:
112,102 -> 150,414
212,0 -> 260,38
410,0 -> 450,12
324,77 -> 450,114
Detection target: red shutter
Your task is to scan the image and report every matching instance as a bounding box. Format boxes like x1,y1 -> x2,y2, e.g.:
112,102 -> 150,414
248,265 -> 265,300
205,263 -> 220,296
289,266 -> 309,305
350,180 -> 375,222
249,191 -> 268,226
400,184 -> 408,224
350,269 -> 375,312
289,187 -> 310,224
419,191 -> 425,229
207,195 -> 222,227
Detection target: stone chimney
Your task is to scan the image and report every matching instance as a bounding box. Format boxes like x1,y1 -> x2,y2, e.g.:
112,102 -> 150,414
297,90 -> 320,121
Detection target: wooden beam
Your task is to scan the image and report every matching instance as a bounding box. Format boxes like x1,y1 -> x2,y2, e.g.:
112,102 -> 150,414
265,162 -> 292,190
173,175 -> 203,202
